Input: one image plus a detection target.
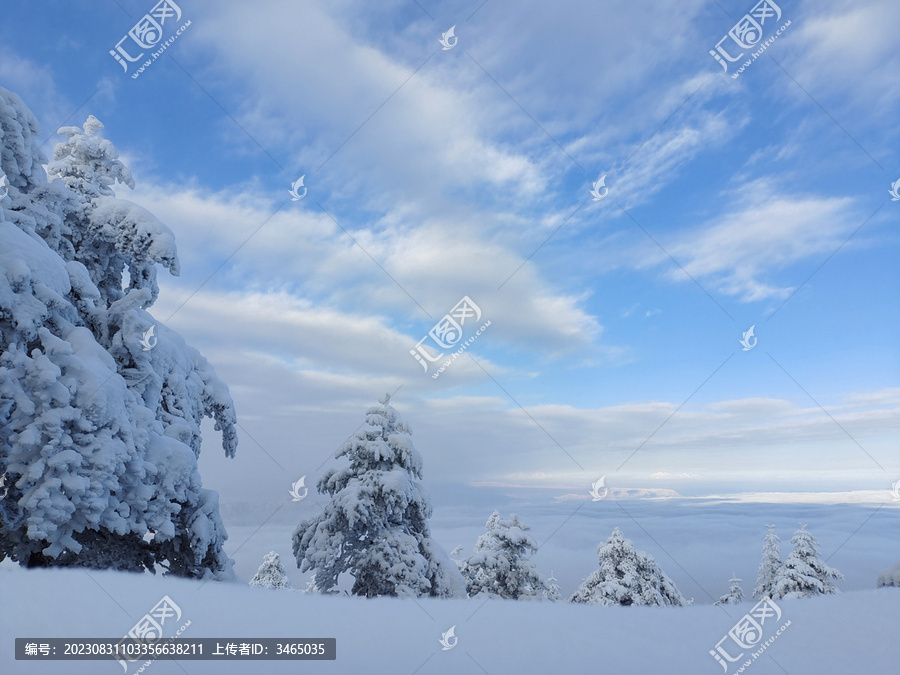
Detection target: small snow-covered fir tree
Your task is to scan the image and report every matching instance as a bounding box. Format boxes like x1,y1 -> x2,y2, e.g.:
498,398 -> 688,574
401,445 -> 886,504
292,395 -> 465,598
771,524 -> 843,600
301,574 -> 320,594
569,528 -> 687,606
250,551 -> 292,589
714,574 -> 744,605
544,570 -> 562,602
753,524 -> 782,599
457,511 -> 550,600
877,562 -> 900,588
0,87 -> 236,579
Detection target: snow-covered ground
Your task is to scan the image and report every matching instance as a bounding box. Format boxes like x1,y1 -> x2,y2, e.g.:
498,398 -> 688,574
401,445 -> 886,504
1,563 -> 897,674
2,498 -> 898,674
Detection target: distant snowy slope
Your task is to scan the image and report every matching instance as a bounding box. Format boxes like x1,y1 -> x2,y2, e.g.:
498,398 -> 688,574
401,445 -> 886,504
0,565 -> 896,674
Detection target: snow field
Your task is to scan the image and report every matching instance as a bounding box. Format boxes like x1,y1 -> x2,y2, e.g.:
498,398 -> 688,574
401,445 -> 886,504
1,565 -> 897,674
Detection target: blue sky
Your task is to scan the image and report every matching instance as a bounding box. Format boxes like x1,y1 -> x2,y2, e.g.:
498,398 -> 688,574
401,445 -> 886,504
3,0 -> 898,502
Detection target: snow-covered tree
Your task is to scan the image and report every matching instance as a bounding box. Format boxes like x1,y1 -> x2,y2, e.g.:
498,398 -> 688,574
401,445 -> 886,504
877,562 -> 900,588
544,570 -> 562,602
771,524 -> 843,600
714,574 -> 744,605
301,573 -> 320,594
250,551 -> 292,589
569,528 -> 687,606
456,511 -> 550,600
753,524 -> 782,599
291,395 -> 464,598
0,87 -> 237,579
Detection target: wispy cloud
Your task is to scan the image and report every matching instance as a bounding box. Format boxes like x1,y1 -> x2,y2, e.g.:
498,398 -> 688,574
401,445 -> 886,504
638,181 -> 862,301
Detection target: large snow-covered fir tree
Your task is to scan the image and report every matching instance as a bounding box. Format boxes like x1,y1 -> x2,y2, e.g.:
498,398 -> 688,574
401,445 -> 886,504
753,524 -> 782,599
456,511 -> 550,600
250,551 -> 292,589
714,574 -> 744,605
569,528 -> 687,606
292,395 -> 464,598
0,87 -> 237,579
770,524 -> 843,600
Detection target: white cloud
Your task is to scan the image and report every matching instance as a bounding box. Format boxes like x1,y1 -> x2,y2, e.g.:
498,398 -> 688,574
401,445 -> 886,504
168,0 -> 746,233
635,181 -> 862,301
129,180 -> 603,357
181,1 -> 547,211
185,309 -> 899,501
586,77 -> 744,210
458,0 -> 711,138
153,288 -> 504,385
786,0 -> 900,119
